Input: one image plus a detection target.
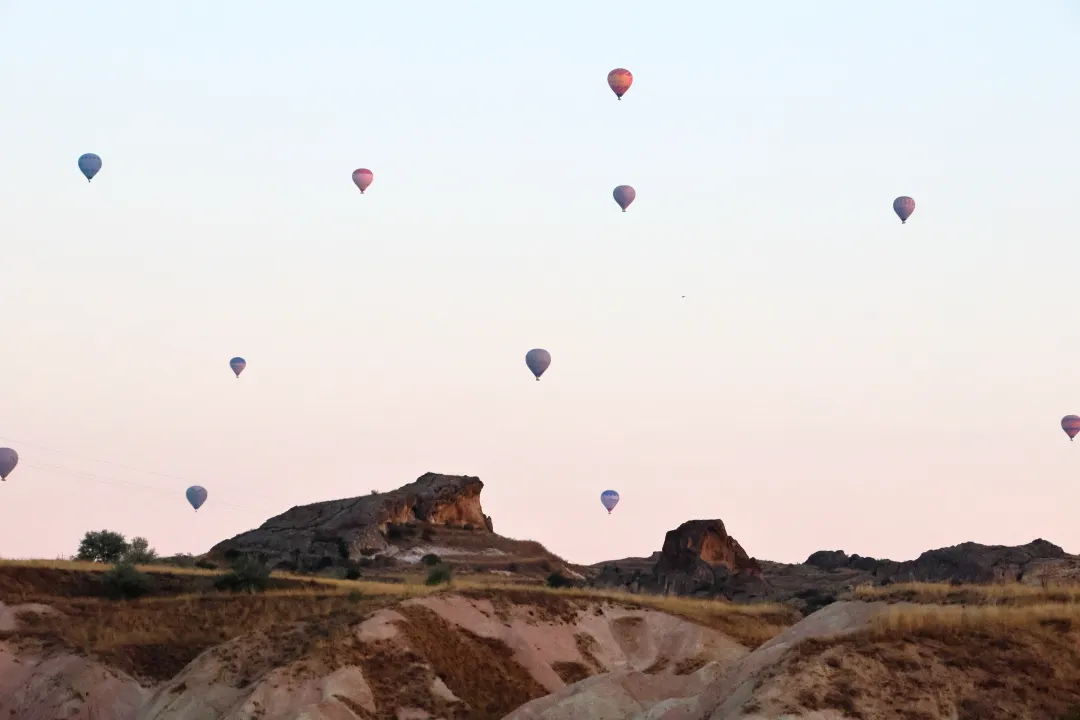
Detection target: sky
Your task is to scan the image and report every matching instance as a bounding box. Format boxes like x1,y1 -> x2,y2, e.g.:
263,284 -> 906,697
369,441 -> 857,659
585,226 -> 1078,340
1,1 -> 1079,566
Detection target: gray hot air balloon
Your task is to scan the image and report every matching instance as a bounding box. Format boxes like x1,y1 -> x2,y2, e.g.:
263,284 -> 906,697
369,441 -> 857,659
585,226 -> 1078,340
0,448 -> 18,481
186,485 -> 208,511
613,185 -> 636,212
525,348 -> 551,381
78,153 -> 102,182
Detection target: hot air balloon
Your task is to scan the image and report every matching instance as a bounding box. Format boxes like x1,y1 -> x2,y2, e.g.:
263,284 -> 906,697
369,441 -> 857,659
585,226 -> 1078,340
1062,415 -> 1080,441
352,169 -> 374,194
600,490 -> 620,514
607,69 -> 633,100
0,448 -> 18,481
893,196 -> 915,224
525,349 -> 551,381
78,153 -> 102,182
229,357 -> 246,378
613,185 -> 636,212
186,485 -> 208,511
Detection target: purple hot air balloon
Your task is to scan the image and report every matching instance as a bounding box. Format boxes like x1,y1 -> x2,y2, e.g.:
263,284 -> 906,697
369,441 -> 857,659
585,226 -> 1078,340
525,348 -> 551,381
229,357 -> 246,378
186,485 -> 208,511
893,196 -> 915,224
613,185 -> 636,212
0,448 -> 18,481
352,168 -> 374,194
1062,415 -> 1080,441
600,489 -> 620,514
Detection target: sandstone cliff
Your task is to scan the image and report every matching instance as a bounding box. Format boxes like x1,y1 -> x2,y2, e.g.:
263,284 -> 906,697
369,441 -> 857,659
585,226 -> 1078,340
209,472 -> 495,570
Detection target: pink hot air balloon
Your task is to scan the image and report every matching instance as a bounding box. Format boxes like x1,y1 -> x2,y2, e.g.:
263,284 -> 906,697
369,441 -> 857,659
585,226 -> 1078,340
613,185 -> 636,212
893,196 -> 915,224
1062,415 -> 1080,441
607,69 -> 633,100
352,169 -> 374,194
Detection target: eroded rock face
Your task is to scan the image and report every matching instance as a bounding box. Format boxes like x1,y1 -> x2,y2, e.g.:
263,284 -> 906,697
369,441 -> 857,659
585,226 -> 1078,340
652,520 -> 771,601
209,472 -> 495,570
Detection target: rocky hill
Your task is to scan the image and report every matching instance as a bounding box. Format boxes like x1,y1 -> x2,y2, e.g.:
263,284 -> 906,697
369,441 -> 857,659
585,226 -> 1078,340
208,473 -> 575,582
590,519 -> 1080,612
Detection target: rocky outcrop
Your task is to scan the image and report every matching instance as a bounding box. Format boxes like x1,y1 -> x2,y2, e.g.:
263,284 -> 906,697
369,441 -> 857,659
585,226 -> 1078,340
209,472 -> 495,570
590,520 -> 772,601
652,520 -> 771,600
800,538 -> 1073,585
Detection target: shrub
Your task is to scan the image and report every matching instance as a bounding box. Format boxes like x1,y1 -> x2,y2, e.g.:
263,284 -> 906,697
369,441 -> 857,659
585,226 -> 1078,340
425,564 -> 452,586
345,566 -> 362,580
165,553 -> 196,568
347,589 -> 364,603
386,524 -> 405,541
547,571 -> 573,589
195,559 -> 218,570
76,530 -> 130,563
123,537 -> 158,565
214,555 -> 271,593
421,553 -> 441,566
370,489 -> 379,495
100,562 -> 153,599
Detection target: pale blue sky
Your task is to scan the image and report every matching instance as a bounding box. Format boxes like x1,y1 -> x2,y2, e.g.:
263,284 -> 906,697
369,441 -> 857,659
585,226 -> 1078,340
1,1 -> 1079,565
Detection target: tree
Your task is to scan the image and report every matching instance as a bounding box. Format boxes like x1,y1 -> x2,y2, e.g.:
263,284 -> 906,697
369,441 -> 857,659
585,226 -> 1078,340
123,537 -> 158,565
76,530 -> 130,564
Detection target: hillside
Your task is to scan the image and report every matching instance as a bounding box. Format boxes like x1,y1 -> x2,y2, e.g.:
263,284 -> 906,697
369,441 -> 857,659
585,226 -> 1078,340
6,562 -> 1080,717
8,473 -> 1080,717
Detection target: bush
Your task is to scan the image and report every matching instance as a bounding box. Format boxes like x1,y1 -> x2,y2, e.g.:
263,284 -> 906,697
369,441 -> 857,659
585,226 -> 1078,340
164,553 -> 196,568
195,559 -> 218,570
214,555 -> 271,593
425,564 -> 452,586
76,530 -> 130,563
546,571 -> 573,589
421,553 -> 441,566
347,589 -> 364,603
345,566 -> 362,580
123,537 -> 158,565
100,562 -> 153,599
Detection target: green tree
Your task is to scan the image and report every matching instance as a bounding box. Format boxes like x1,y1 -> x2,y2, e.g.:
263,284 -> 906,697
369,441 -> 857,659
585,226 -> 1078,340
76,530 -> 130,563
123,537 -> 158,565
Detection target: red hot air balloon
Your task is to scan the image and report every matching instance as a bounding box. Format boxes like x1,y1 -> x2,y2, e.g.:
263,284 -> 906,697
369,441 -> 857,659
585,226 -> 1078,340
613,185 -> 636,212
607,69 -> 633,100
893,196 -> 915,224
1062,415 -> 1080,441
352,169 -> 374,194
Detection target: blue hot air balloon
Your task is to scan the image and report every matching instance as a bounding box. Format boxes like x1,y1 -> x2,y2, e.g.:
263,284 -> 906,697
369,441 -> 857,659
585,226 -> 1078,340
186,485 -> 208,511
525,349 -> 551,381
0,448 -> 19,481
600,490 -> 620,514
229,357 -> 246,378
78,153 -> 102,182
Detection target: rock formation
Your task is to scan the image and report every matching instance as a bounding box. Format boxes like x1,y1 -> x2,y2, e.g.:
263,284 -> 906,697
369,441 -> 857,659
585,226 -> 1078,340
209,472 -> 495,570
652,519 -> 771,600
591,520 -> 772,600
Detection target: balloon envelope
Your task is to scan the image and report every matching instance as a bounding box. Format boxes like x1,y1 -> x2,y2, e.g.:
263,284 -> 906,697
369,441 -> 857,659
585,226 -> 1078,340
78,153 -> 102,182
525,348 -> 551,380
893,196 -> 915,223
613,185 -> 636,212
1062,415 -> 1080,440
607,68 -> 633,99
229,357 -> 246,377
0,448 -> 18,480
600,490 -> 620,513
352,169 -> 374,193
186,485 -> 208,511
